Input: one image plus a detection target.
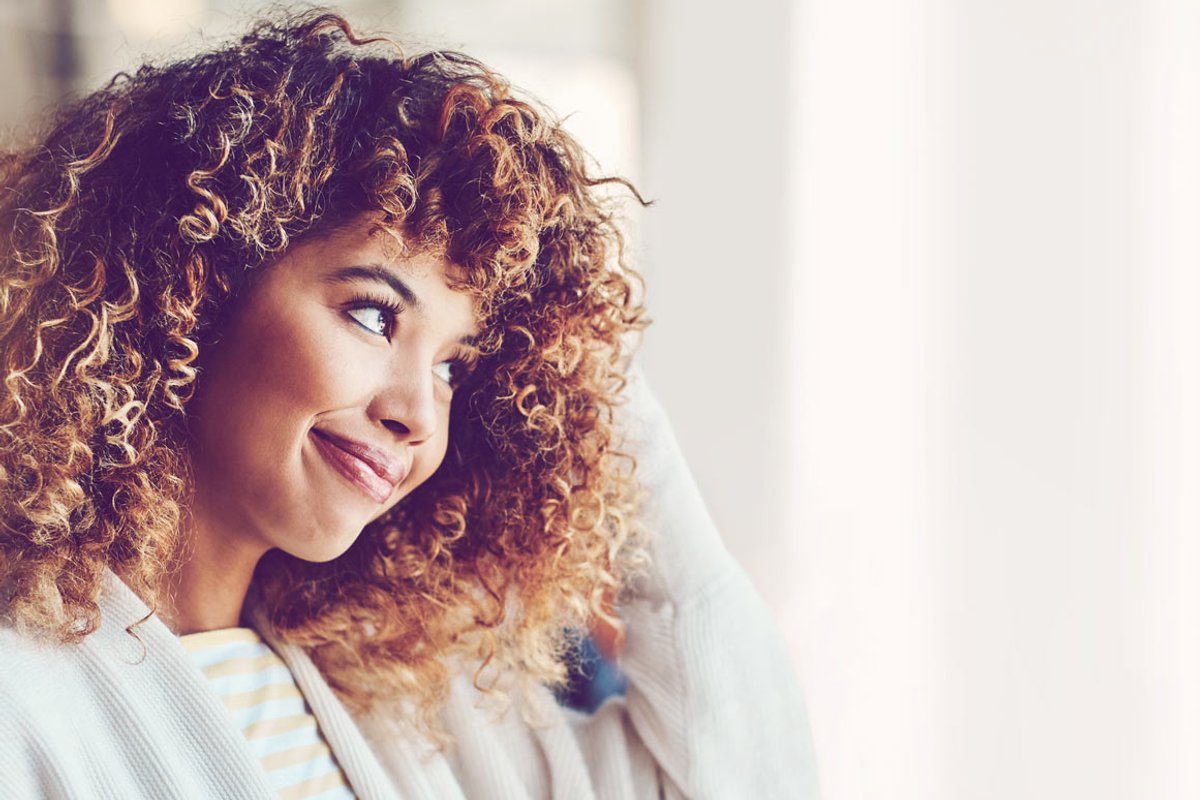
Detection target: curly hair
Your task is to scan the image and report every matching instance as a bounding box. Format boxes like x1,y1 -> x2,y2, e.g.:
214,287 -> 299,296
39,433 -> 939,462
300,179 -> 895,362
0,9 -> 648,735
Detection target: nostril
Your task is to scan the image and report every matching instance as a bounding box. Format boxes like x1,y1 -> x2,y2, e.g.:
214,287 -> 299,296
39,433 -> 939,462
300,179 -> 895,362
381,419 -> 410,437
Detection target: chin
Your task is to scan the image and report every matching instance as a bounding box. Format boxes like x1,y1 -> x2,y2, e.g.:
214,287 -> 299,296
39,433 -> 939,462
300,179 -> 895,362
281,524 -> 366,564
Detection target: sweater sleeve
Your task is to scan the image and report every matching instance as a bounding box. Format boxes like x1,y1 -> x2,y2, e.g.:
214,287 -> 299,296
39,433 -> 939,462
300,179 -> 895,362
569,369 -> 819,799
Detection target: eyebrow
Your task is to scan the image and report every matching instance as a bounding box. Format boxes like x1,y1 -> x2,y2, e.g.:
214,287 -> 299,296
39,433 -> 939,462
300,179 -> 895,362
325,264 -> 423,310
323,264 -> 480,347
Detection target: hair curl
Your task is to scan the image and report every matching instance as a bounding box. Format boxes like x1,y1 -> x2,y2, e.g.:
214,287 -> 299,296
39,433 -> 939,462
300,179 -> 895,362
0,9 -> 648,736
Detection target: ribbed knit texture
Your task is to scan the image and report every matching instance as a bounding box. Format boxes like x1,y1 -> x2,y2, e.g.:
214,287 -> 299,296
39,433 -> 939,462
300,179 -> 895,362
0,372 -> 818,799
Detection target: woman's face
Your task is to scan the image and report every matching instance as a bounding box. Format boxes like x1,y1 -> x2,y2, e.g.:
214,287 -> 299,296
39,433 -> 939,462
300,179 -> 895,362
186,221 -> 480,563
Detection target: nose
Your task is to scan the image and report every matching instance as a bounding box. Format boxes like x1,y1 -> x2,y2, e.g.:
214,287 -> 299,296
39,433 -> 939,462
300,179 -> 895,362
369,365 -> 439,446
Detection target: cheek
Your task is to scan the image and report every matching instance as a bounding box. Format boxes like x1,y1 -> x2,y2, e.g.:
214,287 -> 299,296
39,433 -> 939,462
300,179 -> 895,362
233,312 -> 371,420
192,310 -> 383,495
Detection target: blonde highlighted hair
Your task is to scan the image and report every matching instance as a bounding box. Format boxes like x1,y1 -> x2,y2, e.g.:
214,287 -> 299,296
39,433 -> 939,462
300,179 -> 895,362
0,10 -> 648,736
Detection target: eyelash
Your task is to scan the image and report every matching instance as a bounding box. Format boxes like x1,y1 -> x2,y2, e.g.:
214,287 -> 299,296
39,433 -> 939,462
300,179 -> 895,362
343,292 -> 479,387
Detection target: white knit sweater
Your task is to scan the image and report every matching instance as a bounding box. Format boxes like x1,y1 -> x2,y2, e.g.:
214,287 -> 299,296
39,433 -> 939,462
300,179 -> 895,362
0,374 -> 818,799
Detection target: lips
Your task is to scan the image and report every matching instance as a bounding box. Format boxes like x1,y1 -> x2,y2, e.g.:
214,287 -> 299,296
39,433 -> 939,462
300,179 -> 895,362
309,428 -> 407,504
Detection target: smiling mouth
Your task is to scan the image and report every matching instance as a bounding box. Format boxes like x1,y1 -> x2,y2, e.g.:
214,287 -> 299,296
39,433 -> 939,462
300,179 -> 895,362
309,429 -> 401,504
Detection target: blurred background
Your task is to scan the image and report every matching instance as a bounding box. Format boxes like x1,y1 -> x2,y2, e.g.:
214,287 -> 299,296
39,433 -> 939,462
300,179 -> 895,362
2,1 -> 1198,798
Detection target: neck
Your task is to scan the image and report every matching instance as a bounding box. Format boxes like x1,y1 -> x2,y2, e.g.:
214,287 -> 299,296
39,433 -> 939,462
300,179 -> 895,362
160,507 -> 269,635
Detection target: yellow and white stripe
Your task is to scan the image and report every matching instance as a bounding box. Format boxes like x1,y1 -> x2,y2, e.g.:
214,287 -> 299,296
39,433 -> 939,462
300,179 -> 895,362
180,627 -> 357,800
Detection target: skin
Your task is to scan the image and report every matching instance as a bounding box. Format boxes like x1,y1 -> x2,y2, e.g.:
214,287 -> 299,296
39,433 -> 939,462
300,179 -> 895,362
163,220 -> 480,635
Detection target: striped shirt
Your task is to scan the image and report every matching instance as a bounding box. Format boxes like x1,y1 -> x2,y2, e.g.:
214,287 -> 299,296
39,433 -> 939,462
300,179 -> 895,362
179,627 -> 357,800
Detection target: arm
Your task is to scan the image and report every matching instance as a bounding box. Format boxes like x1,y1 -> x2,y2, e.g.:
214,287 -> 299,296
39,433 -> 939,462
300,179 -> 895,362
571,368 -> 819,799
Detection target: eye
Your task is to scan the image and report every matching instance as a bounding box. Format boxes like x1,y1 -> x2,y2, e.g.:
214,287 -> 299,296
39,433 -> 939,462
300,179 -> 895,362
347,306 -> 387,336
348,297 -> 403,340
433,360 -> 455,385
433,351 -> 478,389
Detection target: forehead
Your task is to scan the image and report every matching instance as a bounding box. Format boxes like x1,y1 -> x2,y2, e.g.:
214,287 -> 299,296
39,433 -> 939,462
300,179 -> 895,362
253,219 -> 481,329
295,219 -> 454,278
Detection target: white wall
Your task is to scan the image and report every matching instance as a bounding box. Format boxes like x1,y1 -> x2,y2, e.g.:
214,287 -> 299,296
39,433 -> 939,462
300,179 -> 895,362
786,1 -> 1200,798
636,0 -> 797,625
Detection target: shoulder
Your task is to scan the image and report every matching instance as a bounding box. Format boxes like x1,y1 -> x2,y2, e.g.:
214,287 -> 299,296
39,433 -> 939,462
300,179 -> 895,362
0,620 -> 82,680
0,621 -> 103,721
0,598 -> 176,736
0,622 -> 100,788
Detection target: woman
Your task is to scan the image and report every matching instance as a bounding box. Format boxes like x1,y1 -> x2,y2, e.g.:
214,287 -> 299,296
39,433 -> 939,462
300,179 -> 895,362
0,11 -> 816,799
